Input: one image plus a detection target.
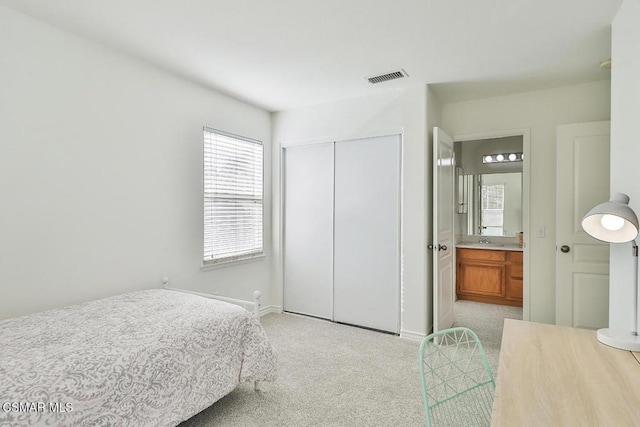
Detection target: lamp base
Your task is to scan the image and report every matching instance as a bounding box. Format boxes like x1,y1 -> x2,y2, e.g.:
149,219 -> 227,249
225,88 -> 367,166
597,328 -> 640,351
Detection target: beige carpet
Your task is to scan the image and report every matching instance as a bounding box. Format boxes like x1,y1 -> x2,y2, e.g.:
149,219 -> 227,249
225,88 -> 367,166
180,300 -> 522,426
452,300 -> 523,375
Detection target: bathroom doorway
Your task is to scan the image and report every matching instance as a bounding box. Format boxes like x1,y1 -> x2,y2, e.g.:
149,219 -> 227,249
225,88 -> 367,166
451,129 -> 530,321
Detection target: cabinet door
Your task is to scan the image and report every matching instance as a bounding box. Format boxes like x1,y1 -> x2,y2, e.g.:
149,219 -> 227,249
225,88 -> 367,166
334,135 -> 400,333
283,143 -> 334,319
507,252 -> 524,301
458,261 -> 506,297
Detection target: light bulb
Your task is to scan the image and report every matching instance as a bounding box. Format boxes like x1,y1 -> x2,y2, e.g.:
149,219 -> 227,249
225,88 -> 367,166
509,153 -> 517,161
484,155 -> 493,163
496,154 -> 504,161
601,214 -> 625,231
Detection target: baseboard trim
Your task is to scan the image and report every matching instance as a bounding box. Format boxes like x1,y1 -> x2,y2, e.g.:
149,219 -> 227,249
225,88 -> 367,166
400,329 -> 427,342
260,305 -> 282,316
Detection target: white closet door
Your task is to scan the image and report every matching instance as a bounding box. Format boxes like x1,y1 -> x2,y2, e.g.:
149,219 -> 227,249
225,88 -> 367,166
333,135 -> 400,333
283,143 -> 334,319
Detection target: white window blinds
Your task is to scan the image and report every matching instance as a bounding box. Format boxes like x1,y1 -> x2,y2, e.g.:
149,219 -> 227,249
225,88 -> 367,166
481,183 -> 505,228
203,128 -> 263,265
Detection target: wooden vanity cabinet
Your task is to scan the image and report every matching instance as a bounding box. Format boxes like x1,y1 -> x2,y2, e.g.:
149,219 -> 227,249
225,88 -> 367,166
456,248 -> 523,307
506,251 -> 523,302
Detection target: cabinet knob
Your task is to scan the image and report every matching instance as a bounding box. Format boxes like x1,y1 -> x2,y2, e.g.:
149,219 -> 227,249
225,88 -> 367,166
560,245 -> 570,253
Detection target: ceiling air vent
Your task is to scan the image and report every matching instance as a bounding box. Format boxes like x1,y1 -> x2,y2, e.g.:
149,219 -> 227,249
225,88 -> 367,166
366,69 -> 409,84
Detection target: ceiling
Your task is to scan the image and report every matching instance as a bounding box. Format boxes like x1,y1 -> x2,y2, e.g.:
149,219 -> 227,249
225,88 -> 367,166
0,0 -> 623,112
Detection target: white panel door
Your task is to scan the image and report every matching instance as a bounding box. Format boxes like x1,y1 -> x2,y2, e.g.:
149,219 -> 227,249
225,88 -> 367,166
283,143 -> 334,319
556,121 -> 610,328
333,135 -> 400,333
433,127 -> 456,333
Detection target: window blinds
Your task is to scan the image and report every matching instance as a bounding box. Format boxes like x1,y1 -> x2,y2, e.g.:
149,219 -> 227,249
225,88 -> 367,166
203,128 -> 263,265
481,184 -> 505,227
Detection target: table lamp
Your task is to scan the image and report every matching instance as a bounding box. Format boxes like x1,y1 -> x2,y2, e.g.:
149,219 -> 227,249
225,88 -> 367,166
581,193 -> 640,351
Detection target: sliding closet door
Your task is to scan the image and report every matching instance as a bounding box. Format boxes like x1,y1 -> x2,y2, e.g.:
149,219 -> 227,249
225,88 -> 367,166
283,143 -> 334,319
333,135 -> 400,333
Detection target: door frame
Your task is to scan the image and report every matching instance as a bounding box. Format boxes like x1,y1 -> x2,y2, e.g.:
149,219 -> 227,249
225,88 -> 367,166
452,128 -> 531,320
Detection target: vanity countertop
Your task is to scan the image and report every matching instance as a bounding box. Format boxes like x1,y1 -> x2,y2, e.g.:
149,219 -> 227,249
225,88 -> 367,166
456,243 -> 523,252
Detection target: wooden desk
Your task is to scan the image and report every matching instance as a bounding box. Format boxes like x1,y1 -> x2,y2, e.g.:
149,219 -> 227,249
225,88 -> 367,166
491,319 -> 640,426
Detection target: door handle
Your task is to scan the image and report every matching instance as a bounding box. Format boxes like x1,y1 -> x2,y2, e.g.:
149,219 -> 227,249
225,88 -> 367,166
428,244 -> 448,251
560,245 -> 570,253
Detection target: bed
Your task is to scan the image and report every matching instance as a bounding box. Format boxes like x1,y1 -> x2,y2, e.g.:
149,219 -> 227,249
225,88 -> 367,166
0,289 -> 277,426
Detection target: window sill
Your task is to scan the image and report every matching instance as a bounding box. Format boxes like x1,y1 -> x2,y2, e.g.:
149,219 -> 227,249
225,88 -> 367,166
201,254 -> 266,271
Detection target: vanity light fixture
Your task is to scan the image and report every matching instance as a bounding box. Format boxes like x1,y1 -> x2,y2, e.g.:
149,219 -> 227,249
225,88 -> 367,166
482,152 -> 523,164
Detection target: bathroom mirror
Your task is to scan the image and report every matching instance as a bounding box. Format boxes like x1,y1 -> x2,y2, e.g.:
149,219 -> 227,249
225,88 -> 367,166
458,172 -> 523,237
454,136 -> 524,238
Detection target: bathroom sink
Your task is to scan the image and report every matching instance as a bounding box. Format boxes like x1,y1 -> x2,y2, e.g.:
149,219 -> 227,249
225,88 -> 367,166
465,242 -> 504,247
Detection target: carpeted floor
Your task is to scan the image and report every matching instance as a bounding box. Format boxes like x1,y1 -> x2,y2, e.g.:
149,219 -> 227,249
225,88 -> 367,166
452,300 -> 523,375
180,300 -> 522,426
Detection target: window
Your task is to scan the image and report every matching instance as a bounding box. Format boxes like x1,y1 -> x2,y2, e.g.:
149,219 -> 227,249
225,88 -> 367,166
203,128 -> 263,265
481,183 -> 504,235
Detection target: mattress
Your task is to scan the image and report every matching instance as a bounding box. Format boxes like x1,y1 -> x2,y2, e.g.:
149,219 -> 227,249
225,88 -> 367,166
0,289 -> 277,426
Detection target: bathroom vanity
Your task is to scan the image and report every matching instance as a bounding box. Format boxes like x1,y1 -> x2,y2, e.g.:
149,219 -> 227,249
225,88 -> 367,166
456,244 -> 523,307
454,138 -> 524,307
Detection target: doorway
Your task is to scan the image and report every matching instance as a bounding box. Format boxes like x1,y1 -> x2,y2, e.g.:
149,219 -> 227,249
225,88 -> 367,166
434,128 -> 531,328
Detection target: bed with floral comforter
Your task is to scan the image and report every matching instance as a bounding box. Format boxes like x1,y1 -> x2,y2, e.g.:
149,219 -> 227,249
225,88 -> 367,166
0,289 -> 277,426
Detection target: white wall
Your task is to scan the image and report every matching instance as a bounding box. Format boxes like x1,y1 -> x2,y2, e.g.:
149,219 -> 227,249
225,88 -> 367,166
0,6 -> 272,319
609,0 -> 640,331
441,80 -> 611,324
272,86 -> 432,339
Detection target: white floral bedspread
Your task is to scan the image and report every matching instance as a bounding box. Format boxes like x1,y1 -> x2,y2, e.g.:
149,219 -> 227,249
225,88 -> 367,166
0,289 -> 277,426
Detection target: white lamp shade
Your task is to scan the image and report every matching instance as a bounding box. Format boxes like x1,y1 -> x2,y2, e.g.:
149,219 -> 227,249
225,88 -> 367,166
581,193 -> 639,243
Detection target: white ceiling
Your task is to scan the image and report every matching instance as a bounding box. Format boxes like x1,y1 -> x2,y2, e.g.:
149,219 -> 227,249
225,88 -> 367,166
0,0 -> 622,112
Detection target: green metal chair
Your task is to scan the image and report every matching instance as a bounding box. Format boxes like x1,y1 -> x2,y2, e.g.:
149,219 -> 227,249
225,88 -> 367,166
419,327 -> 496,427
